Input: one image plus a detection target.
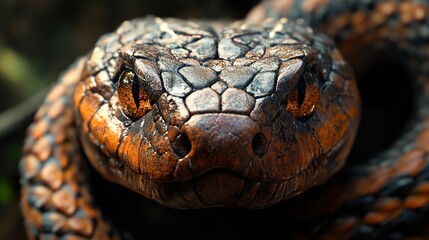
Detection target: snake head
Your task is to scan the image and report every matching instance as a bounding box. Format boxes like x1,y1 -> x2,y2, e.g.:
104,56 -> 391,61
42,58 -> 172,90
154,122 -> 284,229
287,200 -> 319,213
74,16 -> 360,208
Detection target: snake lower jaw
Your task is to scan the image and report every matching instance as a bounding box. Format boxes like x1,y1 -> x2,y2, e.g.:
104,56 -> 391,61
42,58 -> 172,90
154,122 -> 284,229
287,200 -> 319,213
138,169 -> 303,209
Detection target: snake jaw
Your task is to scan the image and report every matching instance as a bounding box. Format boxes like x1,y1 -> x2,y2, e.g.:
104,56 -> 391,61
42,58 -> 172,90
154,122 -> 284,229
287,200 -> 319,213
74,16 -> 360,208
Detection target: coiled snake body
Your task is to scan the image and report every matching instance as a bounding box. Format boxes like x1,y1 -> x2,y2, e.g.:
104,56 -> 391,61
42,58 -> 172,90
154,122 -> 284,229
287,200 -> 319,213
19,0 -> 429,239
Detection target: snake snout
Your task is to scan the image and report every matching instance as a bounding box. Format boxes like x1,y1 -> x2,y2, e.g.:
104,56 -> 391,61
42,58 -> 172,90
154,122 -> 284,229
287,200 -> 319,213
173,113 -> 266,180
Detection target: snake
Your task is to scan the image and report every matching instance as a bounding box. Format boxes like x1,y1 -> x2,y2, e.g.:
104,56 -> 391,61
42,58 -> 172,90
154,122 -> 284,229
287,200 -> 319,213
19,0 -> 429,239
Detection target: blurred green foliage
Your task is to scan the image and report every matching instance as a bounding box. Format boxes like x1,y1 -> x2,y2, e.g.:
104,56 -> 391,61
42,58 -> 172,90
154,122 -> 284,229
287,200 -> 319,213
0,179 -> 13,206
0,41 -> 45,97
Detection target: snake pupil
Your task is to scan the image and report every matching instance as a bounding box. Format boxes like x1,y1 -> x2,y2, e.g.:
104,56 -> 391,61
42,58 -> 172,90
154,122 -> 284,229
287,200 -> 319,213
297,75 -> 307,108
285,69 -> 320,120
117,69 -> 152,120
131,76 -> 141,108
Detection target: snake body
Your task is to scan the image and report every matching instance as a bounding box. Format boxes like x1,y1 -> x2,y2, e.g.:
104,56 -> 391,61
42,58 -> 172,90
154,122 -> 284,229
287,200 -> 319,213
20,0 -> 429,239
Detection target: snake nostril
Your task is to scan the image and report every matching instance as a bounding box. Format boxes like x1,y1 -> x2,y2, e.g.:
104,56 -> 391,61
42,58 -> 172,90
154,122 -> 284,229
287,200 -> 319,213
252,133 -> 268,157
172,133 -> 192,158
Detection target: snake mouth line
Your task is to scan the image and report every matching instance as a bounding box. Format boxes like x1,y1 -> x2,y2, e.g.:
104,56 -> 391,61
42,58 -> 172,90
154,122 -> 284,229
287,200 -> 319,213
115,156 -> 329,208
118,156 -> 308,184
115,142 -> 339,182
156,168 -> 301,209
114,161 -> 287,208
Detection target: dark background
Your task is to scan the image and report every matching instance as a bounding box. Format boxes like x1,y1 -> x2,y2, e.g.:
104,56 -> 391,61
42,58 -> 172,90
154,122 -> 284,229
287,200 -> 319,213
0,0 -> 415,239
0,1 -> 259,239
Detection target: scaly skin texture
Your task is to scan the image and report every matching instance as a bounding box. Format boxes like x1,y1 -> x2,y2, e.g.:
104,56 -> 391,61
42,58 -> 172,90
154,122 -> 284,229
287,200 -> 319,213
73,17 -> 359,209
248,0 -> 429,239
20,0 -> 429,239
20,59 -> 118,239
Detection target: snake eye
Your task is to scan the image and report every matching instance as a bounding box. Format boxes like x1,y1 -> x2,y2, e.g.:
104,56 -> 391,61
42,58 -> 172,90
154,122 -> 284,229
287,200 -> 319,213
285,70 -> 320,119
118,69 -> 152,119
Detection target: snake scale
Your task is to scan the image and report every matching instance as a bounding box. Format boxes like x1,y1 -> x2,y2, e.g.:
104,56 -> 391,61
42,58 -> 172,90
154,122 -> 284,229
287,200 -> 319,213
19,0 -> 429,239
